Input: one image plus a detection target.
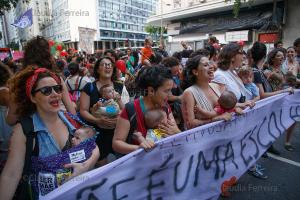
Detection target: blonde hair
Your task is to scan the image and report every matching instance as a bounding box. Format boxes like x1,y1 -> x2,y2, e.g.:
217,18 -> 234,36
238,66 -> 253,79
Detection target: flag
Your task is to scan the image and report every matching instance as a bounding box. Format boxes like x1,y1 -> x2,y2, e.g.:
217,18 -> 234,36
12,8 -> 33,29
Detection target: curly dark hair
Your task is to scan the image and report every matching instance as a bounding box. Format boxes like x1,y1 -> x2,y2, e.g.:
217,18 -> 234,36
68,62 -> 80,76
9,67 -> 61,118
293,38 -> 300,47
0,61 -> 13,86
181,55 -> 206,90
93,56 -> 117,81
250,42 -> 267,64
218,43 -> 242,71
135,65 -> 172,96
190,48 -> 210,58
267,48 -> 285,66
161,57 -> 180,68
23,36 -> 56,70
104,49 -> 118,61
204,45 -> 217,59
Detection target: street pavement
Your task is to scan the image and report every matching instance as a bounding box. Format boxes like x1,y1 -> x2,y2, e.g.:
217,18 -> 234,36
218,122 -> 300,200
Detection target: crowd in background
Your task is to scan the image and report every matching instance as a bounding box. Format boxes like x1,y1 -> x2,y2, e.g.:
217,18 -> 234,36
0,35 -> 299,199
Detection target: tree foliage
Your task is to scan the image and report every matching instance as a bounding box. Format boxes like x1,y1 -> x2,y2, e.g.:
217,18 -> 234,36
7,41 -> 19,50
0,0 -> 29,15
225,0 -> 255,17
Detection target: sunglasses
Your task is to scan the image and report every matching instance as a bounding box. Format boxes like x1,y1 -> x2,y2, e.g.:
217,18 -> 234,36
33,85 -> 63,96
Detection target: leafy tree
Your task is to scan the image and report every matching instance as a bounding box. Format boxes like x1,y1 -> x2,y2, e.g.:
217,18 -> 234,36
0,0 -> 18,15
145,25 -> 167,45
225,0 -> 255,17
0,0 -> 30,15
7,40 -> 19,50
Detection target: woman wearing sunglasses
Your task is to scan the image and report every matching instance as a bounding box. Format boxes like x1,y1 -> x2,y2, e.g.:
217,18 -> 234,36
5,36 -> 76,126
0,67 -> 99,200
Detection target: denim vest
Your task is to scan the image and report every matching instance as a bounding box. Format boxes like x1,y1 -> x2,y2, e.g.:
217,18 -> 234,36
32,111 -> 76,158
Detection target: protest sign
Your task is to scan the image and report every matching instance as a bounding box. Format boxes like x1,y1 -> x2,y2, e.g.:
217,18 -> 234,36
43,91 -> 300,200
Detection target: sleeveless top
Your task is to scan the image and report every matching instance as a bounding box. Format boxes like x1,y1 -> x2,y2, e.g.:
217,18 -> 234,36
186,83 -> 221,112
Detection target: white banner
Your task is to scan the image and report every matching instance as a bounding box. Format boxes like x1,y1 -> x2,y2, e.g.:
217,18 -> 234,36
44,91 -> 300,200
78,27 -> 96,54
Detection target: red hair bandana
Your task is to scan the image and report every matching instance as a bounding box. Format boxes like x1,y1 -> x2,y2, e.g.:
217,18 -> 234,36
26,68 -> 60,98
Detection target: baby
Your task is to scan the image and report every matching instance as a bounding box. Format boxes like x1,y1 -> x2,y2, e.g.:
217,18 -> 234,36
238,67 -> 260,101
144,109 -> 168,142
195,90 -> 243,119
283,71 -> 297,89
93,84 -> 121,118
267,72 -> 284,91
71,126 -> 96,147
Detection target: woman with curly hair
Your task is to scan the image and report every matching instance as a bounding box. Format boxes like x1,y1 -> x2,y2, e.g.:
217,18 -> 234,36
6,36 -> 76,125
264,48 -> 286,91
0,67 -> 99,199
181,55 -> 232,129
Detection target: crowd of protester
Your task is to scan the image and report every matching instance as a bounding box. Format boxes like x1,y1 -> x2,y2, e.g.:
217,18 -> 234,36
0,35 -> 299,199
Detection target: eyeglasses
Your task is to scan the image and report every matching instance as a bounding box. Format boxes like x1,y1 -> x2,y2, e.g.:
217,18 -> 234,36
33,85 -> 63,96
100,62 -> 113,68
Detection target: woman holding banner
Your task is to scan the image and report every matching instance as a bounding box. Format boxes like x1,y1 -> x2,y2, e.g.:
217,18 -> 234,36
113,66 -> 181,154
0,67 -> 99,200
181,55 -> 232,129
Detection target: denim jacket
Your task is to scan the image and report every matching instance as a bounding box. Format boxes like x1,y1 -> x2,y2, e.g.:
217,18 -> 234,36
32,111 -> 76,158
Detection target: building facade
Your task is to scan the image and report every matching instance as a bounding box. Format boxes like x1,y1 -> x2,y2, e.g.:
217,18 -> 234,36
97,0 -> 157,50
2,9 -> 18,47
1,0 -> 51,48
15,0 -> 51,45
41,0 -> 98,51
148,0 -> 291,52
0,17 -> 6,47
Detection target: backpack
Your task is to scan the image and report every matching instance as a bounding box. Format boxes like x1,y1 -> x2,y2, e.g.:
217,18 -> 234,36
13,117 -> 35,200
66,76 -> 84,110
125,102 -> 137,144
14,112 -> 83,200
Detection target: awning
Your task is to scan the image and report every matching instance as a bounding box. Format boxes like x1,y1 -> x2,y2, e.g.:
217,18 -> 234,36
180,11 -> 273,34
179,2 -> 283,35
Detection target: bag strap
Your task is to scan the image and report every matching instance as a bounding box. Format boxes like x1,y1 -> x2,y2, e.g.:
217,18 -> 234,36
125,102 -> 137,144
17,117 -> 36,200
76,76 -> 84,91
74,76 -> 80,91
66,79 -> 73,92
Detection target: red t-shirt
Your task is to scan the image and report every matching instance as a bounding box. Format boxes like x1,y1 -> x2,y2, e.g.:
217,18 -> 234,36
120,98 -> 172,143
141,47 -> 153,63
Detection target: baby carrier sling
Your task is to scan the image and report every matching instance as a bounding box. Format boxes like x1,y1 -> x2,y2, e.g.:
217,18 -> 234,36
14,112 -> 96,199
